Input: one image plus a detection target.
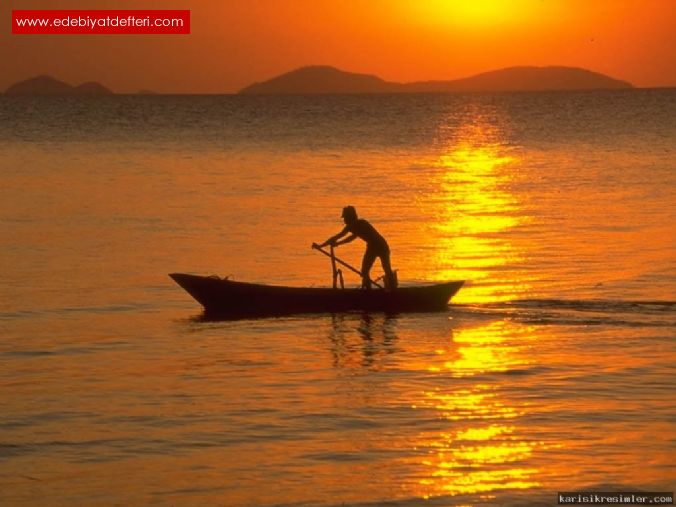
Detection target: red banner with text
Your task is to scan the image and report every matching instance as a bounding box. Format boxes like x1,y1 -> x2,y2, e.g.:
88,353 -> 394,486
12,10 -> 190,35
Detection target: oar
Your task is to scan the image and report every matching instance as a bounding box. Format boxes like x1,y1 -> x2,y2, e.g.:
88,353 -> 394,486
312,243 -> 382,289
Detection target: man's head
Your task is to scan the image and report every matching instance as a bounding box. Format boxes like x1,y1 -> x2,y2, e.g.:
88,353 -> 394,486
342,205 -> 358,225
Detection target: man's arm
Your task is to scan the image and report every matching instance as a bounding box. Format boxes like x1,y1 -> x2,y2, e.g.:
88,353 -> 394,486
334,234 -> 357,246
319,226 -> 350,248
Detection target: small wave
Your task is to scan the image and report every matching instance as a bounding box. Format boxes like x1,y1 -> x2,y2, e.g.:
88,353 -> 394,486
506,298 -> 675,313
320,490 -> 552,507
2,350 -> 55,358
0,302 -> 159,321
454,298 -> 676,328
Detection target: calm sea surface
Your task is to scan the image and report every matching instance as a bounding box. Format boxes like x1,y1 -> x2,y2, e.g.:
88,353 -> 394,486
1,91 -> 675,506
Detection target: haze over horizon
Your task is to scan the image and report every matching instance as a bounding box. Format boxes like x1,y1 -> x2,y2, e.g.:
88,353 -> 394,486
3,0 -> 675,93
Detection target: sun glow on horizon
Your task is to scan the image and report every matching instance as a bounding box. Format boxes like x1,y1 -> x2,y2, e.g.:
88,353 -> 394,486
408,0 -> 544,30
2,0 -> 675,92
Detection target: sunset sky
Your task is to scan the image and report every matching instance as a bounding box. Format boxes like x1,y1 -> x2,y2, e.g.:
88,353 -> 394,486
3,0 -> 675,93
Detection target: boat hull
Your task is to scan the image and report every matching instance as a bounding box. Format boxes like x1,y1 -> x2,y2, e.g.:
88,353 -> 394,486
169,273 -> 464,317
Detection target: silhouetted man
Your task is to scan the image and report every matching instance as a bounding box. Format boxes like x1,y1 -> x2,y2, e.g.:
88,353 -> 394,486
316,206 -> 396,289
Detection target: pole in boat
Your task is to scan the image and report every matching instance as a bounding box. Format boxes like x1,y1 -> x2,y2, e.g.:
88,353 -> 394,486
330,245 -> 338,289
312,243 -> 382,289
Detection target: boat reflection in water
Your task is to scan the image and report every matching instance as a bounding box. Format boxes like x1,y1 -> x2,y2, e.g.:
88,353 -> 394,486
328,313 -> 399,370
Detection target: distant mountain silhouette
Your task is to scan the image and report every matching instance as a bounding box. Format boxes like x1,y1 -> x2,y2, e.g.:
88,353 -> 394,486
4,75 -> 113,96
74,81 -> 113,95
239,65 -> 632,95
408,66 -> 632,92
239,66 -> 403,94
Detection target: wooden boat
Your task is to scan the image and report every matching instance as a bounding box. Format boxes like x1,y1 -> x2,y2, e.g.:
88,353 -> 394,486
169,273 -> 464,317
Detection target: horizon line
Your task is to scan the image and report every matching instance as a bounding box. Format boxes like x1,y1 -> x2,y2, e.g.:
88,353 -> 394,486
3,86 -> 676,97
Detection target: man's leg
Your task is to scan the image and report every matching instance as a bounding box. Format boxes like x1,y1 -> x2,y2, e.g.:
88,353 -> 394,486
379,251 -> 396,289
361,249 -> 377,289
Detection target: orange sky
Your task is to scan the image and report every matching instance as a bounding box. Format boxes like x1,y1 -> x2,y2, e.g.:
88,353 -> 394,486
3,0 -> 675,93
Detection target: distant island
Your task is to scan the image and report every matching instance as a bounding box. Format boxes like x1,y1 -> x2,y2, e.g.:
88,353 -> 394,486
239,65 -> 633,95
4,66 -> 634,96
4,75 -> 114,96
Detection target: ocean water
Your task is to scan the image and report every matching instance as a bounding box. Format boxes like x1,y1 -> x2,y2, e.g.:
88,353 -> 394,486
0,90 -> 674,506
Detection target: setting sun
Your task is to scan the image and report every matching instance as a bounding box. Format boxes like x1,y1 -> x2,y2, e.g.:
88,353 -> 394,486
409,0 -> 532,29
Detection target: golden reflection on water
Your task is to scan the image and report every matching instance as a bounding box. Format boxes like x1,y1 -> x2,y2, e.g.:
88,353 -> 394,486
415,321 -> 544,498
424,119 -> 533,303
428,321 -> 532,378
412,116 -> 549,496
